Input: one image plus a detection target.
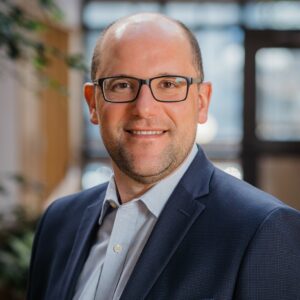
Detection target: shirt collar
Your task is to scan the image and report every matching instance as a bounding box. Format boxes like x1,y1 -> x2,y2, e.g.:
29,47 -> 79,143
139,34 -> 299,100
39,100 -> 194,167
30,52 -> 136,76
140,144 -> 198,217
99,144 -> 198,223
98,178 -> 119,225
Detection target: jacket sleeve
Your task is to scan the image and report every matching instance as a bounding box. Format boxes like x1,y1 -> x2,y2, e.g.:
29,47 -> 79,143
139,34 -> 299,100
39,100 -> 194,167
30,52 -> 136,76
26,202 -> 55,300
234,206 -> 300,300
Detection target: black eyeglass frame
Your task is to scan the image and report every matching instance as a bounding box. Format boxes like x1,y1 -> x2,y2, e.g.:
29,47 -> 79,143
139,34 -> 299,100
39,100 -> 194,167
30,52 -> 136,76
93,75 -> 203,103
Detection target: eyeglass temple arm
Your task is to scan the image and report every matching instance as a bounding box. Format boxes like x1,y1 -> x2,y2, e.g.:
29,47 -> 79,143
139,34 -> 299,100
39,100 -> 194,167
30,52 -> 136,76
191,77 -> 203,84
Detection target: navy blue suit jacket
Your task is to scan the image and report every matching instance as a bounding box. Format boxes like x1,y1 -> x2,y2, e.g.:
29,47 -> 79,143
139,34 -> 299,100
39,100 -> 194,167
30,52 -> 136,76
27,148 -> 300,299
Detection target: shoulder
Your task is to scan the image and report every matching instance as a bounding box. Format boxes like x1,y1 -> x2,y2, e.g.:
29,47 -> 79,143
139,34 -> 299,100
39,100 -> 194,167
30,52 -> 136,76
31,182 -> 108,254
201,166 -> 300,241
48,182 -> 108,211
187,148 -> 284,218
210,167 -> 285,215
183,149 -> 295,230
40,182 -> 108,227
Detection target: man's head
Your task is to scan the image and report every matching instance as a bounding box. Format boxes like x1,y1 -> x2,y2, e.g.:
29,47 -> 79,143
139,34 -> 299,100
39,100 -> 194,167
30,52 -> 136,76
84,13 -> 212,191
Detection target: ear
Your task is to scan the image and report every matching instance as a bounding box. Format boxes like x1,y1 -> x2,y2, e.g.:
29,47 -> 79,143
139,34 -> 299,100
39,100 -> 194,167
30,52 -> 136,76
84,83 -> 99,125
197,82 -> 212,124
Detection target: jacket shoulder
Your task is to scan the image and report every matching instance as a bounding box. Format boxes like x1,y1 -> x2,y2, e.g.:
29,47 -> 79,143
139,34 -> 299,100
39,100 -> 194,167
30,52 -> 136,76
211,167 -> 285,214
39,182 -> 108,230
48,182 -> 108,212
199,166 -> 300,243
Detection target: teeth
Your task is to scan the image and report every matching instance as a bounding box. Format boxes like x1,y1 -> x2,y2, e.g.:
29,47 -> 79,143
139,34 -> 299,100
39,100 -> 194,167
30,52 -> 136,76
131,130 -> 163,135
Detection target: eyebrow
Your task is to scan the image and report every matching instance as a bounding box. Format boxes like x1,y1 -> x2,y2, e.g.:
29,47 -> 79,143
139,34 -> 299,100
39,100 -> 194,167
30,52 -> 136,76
97,73 -> 130,78
102,72 -> 183,78
156,72 -> 176,76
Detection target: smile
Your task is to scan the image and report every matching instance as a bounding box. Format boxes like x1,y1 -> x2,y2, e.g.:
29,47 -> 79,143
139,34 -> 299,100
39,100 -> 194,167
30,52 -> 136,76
130,130 -> 164,135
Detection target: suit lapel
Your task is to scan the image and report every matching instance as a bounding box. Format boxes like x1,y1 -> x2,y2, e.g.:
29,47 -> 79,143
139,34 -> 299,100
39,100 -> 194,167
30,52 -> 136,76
121,148 -> 215,299
59,189 -> 106,300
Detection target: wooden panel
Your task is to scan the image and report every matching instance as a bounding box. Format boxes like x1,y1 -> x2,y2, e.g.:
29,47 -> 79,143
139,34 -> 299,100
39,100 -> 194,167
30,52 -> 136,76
21,24 -> 69,210
40,25 -> 69,199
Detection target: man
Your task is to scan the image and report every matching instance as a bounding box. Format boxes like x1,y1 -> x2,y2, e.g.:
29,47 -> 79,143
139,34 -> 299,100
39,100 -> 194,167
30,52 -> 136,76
27,13 -> 300,300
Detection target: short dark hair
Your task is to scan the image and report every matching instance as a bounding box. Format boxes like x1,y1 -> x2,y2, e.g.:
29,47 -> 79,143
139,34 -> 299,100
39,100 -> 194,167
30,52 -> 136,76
175,20 -> 204,80
90,14 -> 204,81
91,21 -> 115,81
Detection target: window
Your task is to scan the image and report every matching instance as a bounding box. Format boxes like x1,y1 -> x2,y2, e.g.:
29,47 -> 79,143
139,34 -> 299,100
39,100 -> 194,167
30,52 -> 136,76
82,1 -> 300,207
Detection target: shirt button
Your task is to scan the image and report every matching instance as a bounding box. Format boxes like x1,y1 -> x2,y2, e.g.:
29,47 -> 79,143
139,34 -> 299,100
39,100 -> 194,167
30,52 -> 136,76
113,244 -> 122,253
109,201 -> 117,209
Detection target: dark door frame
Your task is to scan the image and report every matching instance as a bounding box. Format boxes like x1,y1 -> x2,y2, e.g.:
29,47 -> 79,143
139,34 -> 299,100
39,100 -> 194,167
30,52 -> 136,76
243,29 -> 300,185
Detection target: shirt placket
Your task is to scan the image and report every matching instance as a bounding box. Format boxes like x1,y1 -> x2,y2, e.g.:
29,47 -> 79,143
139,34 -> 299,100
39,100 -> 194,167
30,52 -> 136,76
94,202 -> 139,300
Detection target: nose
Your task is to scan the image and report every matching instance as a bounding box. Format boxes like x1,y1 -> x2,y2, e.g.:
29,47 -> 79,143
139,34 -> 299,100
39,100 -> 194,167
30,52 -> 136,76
131,83 -> 160,117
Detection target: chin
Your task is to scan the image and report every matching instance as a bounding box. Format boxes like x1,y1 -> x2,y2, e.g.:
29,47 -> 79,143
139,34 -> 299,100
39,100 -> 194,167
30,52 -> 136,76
125,162 -> 177,185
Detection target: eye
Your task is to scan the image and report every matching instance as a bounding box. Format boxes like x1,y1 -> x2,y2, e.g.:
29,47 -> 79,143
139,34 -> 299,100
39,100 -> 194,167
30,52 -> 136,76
110,81 -> 131,91
156,77 -> 186,90
159,80 -> 177,89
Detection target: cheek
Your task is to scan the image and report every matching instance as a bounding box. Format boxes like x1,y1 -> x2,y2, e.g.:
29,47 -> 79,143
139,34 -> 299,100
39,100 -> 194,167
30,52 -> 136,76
166,100 -> 199,130
98,102 -> 114,122
98,104 -> 127,133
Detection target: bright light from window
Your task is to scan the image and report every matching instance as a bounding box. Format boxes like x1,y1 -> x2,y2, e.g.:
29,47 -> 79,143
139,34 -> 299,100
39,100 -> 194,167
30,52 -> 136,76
82,164 -> 113,189
196,114 -> 218,144
83,2 -> 160,29
224,166 -> 242,179
214,162 -> 243,179
244,1 -> 300,29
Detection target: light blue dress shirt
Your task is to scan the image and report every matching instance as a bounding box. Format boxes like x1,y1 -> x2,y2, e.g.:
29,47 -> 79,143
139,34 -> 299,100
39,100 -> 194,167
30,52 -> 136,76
73,144 -> 198,300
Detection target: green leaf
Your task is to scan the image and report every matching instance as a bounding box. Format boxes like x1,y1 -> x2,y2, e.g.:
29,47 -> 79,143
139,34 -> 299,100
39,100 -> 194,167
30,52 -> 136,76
9,174 -> 26,185
22,19 -> 45,32
32,55 -> 48,69
38,0 -> 64,21
0,232 -> 34,289
65,54 -> 88,72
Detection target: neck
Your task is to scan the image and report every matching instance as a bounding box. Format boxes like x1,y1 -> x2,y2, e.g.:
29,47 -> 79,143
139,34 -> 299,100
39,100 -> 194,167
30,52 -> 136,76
113,170 -> 156,204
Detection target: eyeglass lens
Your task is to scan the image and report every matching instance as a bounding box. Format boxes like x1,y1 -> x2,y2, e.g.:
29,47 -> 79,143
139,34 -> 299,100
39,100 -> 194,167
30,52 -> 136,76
102,76 -> 188,102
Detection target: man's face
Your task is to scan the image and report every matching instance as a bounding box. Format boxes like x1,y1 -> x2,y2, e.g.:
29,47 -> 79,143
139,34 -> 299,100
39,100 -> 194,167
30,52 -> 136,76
85,20 -> 211,185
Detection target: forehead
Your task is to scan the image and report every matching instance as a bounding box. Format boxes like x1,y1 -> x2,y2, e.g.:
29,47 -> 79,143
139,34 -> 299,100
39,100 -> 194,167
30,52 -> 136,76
96,17 -> 195,77
112,14 -> 184,40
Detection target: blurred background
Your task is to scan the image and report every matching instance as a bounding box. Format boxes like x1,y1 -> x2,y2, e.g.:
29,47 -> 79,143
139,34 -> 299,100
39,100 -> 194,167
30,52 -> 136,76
0,0 -> 300,299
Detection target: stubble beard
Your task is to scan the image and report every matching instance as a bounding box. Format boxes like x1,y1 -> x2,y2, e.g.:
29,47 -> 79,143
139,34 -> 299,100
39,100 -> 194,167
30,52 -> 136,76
104,136 -> 192,185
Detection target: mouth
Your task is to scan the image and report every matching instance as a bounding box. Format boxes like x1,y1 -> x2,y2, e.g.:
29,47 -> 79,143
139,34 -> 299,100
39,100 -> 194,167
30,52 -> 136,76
130,130 -> 164,135
125,129 -> 167,136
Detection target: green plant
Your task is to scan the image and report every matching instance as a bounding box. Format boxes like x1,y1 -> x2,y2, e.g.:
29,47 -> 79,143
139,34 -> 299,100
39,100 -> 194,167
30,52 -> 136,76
0,0 -> 86,70
0,1 -> 84,299
0,207 -> 38,300
0,0 -> 87,96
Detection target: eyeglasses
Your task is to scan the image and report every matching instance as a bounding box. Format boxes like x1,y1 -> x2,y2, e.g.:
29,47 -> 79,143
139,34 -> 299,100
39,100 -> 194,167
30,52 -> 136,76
93,75 -> 203,103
